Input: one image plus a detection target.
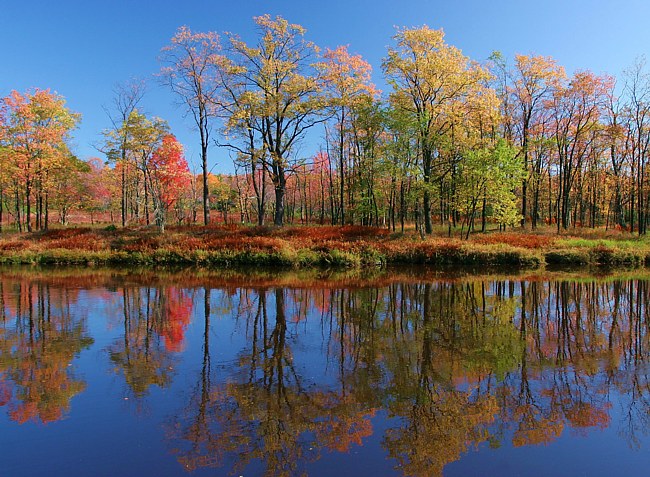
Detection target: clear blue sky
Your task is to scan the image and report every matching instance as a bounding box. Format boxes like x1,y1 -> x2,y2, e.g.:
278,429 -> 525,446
2,0 -> 649,173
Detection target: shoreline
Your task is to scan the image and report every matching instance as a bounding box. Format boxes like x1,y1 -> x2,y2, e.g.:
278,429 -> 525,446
1,225 -> 649,269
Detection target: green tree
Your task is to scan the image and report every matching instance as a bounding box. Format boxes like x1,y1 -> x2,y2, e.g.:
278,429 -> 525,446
457,140 -> 524,237
382,26 -> 493,234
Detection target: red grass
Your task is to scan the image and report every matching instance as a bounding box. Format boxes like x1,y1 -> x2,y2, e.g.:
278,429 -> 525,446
472,232 -> 556,249
0,224 -> 567,259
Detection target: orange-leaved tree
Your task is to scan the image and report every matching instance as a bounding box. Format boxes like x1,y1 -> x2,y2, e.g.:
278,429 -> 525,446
0,89 -> 79,232
149,134 -> 191,232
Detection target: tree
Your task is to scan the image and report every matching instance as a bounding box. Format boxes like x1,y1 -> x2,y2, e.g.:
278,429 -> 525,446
457,140 -> 524,238
383,26 -> 493,234
149,135 -> 191,232
225,15 -> 328,226
103,110 -> 170,227
0,122 -> 10,232
160,26 -> 223,226
0,89 -> 79,232
322,45 -> 378,225
603,78 -> 627,228
48,153 -> 91,225
129,111 -> 170,227
623,58 -> 650,234
509,55 -> 565,228
207,173 -> 237,223
102,80 -> 145,227
79,158 -> 114,224
550,71 -> 610,230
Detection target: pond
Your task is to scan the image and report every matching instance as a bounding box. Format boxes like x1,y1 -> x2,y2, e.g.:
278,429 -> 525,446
1,266 -> 650,476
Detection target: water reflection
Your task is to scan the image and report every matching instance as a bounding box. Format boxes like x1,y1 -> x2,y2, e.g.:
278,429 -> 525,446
109,286 -> 194,398
166,276 -> 650,476
2,269 -> 650,476
0,279 -> 93,423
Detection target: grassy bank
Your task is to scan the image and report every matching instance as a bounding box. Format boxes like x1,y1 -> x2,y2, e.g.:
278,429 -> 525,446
0,225 -> 649,269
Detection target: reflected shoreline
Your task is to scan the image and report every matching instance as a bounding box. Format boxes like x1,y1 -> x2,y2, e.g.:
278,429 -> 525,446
0,263 -> 645,289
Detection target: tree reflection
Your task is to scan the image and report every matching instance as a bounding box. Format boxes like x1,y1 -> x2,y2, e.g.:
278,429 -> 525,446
169,286 -> 380,476
377,283 -> 500,476
5,269 -> 650,474
0,279 -> 93,424
109,286 -> 193,399
167,275 -> 650,476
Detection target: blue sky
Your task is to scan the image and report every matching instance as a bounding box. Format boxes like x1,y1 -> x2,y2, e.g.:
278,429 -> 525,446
2,0 -> 649,173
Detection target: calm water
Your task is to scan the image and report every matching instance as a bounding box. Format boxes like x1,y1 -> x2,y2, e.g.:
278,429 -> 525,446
2,267 -> 650,476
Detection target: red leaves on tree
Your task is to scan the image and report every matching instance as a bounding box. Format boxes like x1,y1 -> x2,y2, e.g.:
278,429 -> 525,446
150,135 -> 191,210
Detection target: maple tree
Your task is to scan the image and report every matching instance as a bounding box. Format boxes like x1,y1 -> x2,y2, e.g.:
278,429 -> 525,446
148,135 -> 191,232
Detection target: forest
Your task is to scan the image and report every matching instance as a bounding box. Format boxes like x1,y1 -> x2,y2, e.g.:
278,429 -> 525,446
2,15 -> 650,240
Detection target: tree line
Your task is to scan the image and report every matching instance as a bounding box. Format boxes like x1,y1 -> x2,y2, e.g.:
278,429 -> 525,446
2,14 -> 650,235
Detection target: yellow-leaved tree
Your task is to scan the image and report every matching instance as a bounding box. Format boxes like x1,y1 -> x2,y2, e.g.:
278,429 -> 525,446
383,26 -> 492,234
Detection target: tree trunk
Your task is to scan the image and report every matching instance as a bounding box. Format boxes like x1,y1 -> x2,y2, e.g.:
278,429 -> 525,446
26,178 -> 32,232
639,158 -> 645,235
144,167 -> 150,226
521,121 -> 529,228
339,110 -> 346,226
274,185 -> 285,226
399,180 -> 405,233
44,192 -> 49,231
202,143 -> 209,226
121,166 -> 126,227
481,196 -> 487,233
422,148 -> 433,234
14,188 -> 21,232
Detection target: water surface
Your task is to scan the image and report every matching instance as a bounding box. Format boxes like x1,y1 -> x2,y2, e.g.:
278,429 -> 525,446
1,267 -> 650,476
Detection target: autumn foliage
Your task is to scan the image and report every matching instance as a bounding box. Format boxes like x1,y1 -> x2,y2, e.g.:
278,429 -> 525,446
4,16 -> 650,238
